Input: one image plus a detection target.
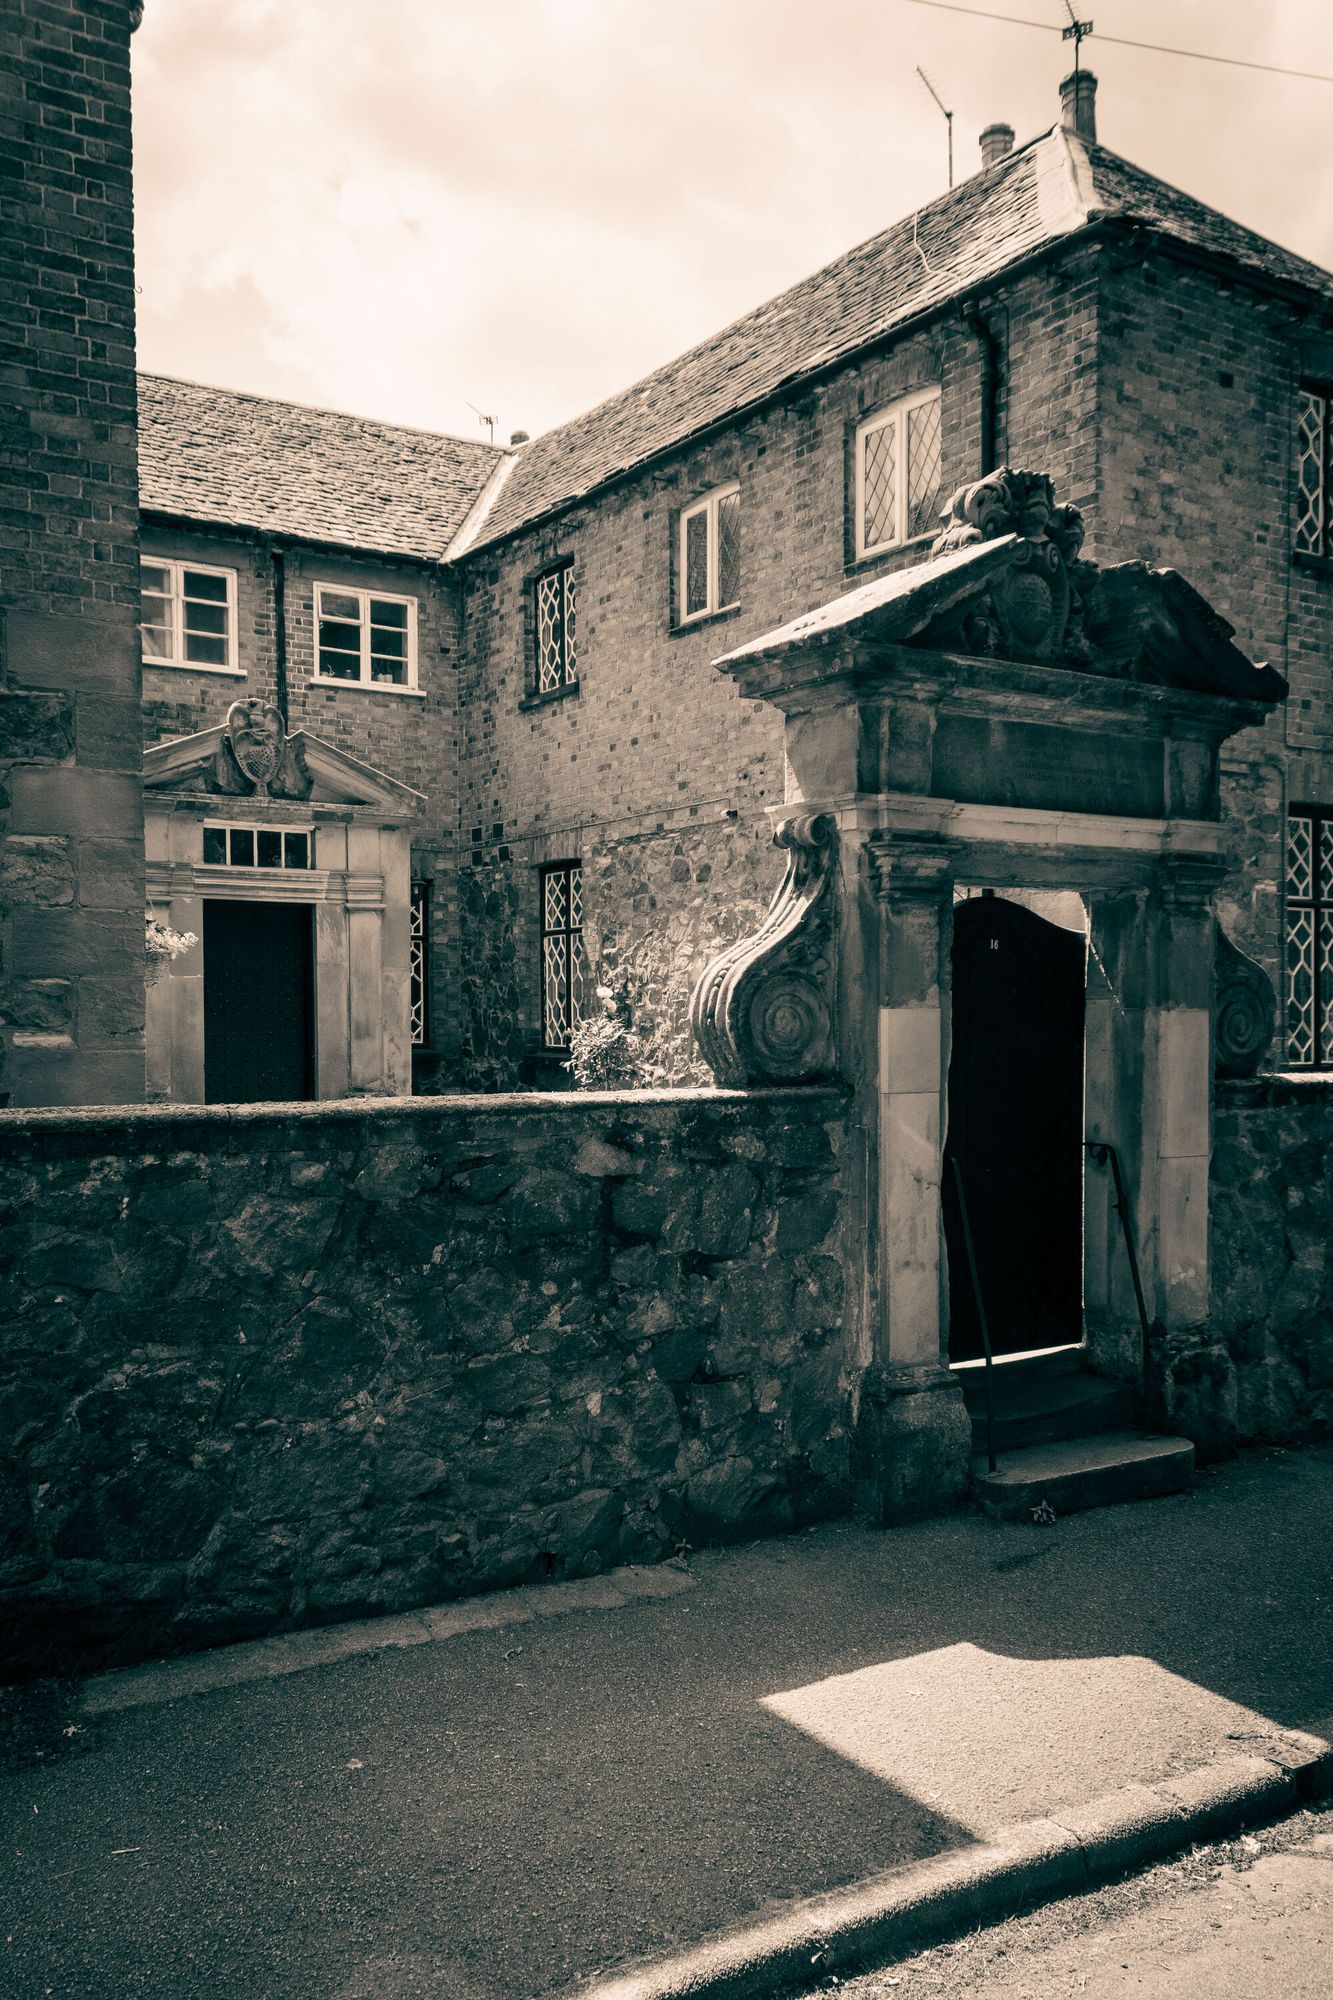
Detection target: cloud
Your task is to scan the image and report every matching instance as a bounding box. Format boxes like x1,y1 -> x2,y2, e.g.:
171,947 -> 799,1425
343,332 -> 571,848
130,0 -> 1333,441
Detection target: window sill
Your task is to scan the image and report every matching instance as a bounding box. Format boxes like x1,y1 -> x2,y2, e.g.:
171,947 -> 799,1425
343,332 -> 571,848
310,677 -> 426,698
144,659 -> 245,677
1293,550 -> 1333,577
846,531 -> 936,575
668,603 -> 743,640
519,680 -> 580,712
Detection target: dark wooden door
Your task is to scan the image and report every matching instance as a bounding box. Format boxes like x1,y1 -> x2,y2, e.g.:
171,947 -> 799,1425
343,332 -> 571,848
943,897 -> 1085,1361
203,900 -> 313,1104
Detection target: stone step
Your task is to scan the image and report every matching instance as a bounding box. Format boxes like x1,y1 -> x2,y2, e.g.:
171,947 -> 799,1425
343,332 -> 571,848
962,1370 -> 1135,1453
953,1342 -> 1084,1390
973,1431 -> 1195,1522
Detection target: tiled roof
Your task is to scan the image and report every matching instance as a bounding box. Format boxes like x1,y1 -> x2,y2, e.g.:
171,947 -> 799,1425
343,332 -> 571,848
137,129 -> 1333,566
136,374 -> 503,561
462,126 -> 1333,552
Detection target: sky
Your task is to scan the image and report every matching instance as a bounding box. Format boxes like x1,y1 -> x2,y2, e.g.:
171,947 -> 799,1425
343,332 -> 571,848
130,0 -> 1333,446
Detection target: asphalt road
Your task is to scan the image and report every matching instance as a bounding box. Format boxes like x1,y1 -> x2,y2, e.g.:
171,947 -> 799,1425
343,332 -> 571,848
3,1447 -> 1331,2000
828,1809 -> 1333,1999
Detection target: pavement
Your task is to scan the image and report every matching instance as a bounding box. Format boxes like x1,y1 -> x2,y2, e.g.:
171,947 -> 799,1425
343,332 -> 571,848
827,1808 -> 1333,1999
2,1445 -> 1331,2000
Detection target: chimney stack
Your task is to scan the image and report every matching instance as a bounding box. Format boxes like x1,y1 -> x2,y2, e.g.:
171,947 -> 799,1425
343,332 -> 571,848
979,123 -> 1014,170
1059,68 -> 1097,143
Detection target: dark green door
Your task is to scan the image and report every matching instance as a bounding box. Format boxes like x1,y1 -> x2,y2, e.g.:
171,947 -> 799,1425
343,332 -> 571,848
943,896 -> 1086,1361
203,900 -> 314,1104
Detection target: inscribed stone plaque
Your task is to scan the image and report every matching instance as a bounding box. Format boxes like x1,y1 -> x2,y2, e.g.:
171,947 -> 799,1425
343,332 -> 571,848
931,715 -> 1164,819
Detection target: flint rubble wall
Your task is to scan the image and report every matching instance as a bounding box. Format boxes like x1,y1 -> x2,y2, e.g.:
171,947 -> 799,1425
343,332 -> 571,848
0,1088 -> 852,1678
1192,1074 -> 1333,1450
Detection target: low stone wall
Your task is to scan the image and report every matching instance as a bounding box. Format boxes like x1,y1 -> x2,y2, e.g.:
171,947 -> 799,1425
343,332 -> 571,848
0,1088 -> 852,1678
1192,1074 -> 1333,1450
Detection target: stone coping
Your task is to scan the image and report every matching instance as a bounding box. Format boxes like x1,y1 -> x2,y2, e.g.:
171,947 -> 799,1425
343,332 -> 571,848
1216,1072 -> 1333,1109
0,1082 -> 850,1137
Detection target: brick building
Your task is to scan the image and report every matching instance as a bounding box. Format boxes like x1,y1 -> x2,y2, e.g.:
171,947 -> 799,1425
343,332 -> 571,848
1,0 -> 145,1108
122,71 -> 1333,1099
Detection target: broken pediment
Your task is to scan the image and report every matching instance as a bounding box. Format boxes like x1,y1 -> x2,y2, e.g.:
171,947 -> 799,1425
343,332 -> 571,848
144,701 -> 423,813
717,468 -> 1287,708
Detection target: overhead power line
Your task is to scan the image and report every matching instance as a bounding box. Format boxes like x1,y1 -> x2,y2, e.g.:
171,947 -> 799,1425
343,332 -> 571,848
903,0 -> 1333,87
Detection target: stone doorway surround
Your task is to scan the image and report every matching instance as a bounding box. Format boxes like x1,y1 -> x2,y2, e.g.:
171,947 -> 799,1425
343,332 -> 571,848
143,701 -> 423,1104
692,469 -> 1286,1522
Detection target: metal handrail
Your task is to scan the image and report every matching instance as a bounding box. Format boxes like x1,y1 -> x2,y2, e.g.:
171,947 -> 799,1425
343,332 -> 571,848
949,1155 -> 997,1473
1085,1140 -> 1152,1418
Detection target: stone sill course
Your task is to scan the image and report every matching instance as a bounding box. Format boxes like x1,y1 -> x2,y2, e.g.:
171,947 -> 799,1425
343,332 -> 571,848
0,1080 -> 849,1137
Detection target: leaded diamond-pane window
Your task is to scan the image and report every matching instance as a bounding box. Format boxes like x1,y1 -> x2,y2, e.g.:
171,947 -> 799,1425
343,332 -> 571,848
855,386 -> 943,559
716,489 -> 741,610
1286,806 -> 1333,1068
1296,387 -> 1330,556
906,395 -> 943,540
410,881 -> 429,1047
861,422 -> 897,552
541,862 -> 585,1050
678,484 -> 740,624
534,563 -> 577,695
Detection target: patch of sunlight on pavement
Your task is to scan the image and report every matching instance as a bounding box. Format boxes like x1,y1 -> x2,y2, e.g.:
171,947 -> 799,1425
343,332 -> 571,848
761,1642 -> 1298,1832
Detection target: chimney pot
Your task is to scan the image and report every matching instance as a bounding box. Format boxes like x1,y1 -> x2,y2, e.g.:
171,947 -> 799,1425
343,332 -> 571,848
509,429 -> 530,446
979,123 -> 1015,170
1059,68 -> 1097,143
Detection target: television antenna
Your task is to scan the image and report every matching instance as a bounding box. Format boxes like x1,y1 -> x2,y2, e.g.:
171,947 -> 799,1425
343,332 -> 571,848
915,66 -> 954,188
466,401 -> 498,443
1061,1 -> 1094,77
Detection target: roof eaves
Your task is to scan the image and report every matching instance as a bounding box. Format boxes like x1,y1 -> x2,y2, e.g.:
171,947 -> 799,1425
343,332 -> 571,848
138,502 -> 447,569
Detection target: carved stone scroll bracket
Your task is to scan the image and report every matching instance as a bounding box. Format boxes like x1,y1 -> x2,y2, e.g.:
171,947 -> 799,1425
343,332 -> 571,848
690,812 -> 839,1087
1214,922 -> 1277,1077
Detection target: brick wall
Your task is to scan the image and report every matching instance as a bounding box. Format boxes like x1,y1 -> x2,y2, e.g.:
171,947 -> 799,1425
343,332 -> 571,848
1097,248 -> 1333,992
453,253 -> 1101,1083
0,1086 -> 852,1677
139,522 -> 465,1064
0,0 -> 145,1107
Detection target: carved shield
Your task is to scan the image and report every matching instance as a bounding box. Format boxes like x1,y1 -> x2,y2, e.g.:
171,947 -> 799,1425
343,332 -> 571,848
224,700 -> 284,791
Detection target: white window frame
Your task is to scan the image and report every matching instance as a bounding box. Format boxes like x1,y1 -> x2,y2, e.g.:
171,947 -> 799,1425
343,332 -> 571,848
140,556 -> 240,674
678,482 -> 740,626
201,822 -> 315,871
854,385 -> 942,562
312,583 -> 420,694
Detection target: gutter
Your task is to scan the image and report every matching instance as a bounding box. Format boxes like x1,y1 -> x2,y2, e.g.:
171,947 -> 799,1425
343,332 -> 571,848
268,539 -> 288,726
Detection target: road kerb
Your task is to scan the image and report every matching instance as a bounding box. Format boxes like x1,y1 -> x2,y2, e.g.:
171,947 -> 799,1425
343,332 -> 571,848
576,1736 -> 1333,2000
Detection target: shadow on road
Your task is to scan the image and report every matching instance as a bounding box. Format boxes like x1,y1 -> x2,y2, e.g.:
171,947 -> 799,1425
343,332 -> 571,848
2,1448 -> 1329,2000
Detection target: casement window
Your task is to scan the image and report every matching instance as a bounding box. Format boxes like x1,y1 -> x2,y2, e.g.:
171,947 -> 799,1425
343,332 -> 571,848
410,880 -> 430,1047
854,385 -> 943,560
1295,385 -> 1331,557
533,561 -> 578,695
540,862 -> 585,1050
202,823 -> 313,869
1286,805 -> 1333,1068
678,483 -> 740,624
140,558 -> 238,672
314,584 -> 418,690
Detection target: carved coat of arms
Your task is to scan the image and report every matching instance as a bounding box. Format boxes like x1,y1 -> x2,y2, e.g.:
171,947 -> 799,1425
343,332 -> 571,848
928,468 -> 1094,664
209,699 -> 310,798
